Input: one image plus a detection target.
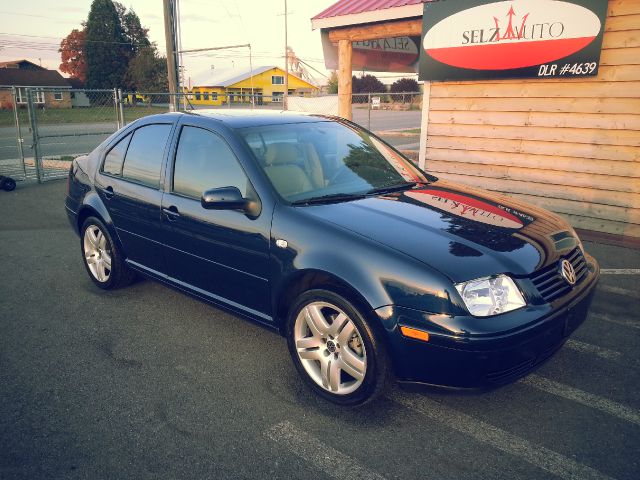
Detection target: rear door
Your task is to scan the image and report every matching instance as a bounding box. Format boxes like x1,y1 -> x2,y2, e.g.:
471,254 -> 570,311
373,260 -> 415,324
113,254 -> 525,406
160,120 -> 272,317
95,121 -> 174,274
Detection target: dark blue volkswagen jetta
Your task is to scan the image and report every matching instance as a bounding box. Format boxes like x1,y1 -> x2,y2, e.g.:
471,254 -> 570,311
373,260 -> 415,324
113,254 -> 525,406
66,110 -> 599,405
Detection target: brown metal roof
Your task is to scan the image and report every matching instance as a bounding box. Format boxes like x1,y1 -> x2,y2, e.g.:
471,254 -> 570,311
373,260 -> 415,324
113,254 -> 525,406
313,0 -> 428,20
0,69 -> 71,88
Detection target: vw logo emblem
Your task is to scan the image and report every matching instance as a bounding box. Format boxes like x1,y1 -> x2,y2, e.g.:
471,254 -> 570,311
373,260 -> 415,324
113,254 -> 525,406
560,259 -> 577,285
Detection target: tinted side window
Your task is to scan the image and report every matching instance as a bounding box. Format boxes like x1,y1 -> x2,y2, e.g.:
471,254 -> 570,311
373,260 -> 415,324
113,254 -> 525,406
173,126 -> 248,199
122,124 -> 172,188
102,133 -> 132,176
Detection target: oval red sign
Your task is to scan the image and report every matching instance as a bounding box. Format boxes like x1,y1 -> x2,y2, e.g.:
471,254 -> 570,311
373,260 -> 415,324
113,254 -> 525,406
423,0 -> 601,70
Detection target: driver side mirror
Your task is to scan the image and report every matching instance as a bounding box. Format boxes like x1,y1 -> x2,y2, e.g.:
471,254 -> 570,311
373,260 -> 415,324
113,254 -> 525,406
201,186 -> 247,211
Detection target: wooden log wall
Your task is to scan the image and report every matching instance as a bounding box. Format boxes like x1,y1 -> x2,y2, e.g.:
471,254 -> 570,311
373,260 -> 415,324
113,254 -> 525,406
424,0 -> 640,237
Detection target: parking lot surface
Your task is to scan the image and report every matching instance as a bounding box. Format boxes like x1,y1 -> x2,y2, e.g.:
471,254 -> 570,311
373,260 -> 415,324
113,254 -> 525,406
1,180 -> 638,480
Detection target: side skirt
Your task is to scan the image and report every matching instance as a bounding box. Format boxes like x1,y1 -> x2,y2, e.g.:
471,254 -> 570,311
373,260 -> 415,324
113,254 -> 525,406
126,259 -> 279,333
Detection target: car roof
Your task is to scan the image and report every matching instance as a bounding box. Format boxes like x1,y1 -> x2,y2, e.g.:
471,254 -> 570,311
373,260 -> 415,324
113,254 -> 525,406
182,109 -> 335,128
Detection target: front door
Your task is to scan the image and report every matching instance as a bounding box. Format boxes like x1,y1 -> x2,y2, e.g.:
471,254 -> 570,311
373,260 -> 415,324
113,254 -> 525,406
160,123 -> 272,318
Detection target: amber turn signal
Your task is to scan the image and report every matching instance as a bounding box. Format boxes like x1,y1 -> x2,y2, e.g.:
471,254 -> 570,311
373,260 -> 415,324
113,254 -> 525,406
400,326 -> 430,342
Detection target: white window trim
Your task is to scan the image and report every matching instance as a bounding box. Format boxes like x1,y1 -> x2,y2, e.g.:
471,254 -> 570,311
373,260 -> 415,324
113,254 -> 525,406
53,91 -> 63,101
15,88 -> 45,104
272,75 -> 284,85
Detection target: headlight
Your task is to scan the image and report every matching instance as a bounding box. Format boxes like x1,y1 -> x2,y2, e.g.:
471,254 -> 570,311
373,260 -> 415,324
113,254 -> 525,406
455,275 -> 526,317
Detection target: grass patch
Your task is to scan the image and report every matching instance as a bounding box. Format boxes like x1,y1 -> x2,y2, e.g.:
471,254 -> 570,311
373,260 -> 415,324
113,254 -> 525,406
0,106 -> 169,127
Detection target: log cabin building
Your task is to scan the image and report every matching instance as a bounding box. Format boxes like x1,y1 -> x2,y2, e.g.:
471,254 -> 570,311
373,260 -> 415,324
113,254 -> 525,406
312,0 -> 639,242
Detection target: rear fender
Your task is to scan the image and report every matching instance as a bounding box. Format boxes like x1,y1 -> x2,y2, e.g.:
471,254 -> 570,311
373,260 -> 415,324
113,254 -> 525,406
77,191 -> 125,255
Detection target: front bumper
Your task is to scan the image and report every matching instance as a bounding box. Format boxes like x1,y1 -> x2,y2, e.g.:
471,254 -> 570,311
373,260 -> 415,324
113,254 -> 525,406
377,257 -> 599,388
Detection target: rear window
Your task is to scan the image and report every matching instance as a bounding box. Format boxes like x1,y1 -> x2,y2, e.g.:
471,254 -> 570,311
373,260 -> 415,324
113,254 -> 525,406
121,124 -> 172,188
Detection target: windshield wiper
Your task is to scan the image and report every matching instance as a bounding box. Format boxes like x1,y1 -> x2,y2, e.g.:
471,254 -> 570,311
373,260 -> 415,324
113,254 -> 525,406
291,192 -> 366,206
365,182 -> 421,196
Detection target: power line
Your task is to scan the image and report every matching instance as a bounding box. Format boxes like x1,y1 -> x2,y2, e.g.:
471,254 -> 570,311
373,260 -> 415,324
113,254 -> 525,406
0,10 -> 79,23
1,33 -> 156,48
0,32 -> 65,40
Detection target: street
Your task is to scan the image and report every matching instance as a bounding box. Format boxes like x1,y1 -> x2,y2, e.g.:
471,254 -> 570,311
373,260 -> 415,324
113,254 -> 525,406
1,180 -> 638,480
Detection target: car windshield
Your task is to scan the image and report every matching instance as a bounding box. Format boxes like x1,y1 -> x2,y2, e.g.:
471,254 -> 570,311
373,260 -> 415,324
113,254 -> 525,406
238,121 -> 430,203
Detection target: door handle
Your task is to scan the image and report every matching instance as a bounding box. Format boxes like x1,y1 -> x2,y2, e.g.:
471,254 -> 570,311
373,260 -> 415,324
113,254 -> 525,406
162,205 -> 180,220
104,186 -> 114,199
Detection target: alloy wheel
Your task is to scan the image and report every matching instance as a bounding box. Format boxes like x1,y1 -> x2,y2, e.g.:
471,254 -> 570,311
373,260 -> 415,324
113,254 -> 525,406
293,301 -> 367,395
83,224 -> 112,283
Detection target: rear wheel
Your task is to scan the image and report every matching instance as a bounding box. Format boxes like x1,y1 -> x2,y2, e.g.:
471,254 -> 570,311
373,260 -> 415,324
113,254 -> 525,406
287,289 -> 391,405
81,217 -> 135,290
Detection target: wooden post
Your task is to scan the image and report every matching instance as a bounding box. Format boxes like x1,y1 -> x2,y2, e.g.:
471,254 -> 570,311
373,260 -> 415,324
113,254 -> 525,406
338,39 -> 352,120
418,81 -> 431,171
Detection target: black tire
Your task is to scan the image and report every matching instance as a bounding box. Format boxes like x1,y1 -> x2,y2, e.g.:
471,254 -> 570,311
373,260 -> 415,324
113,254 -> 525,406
80,216 -> 135,290
286,289 -> 392,406
2,177 -> 16,191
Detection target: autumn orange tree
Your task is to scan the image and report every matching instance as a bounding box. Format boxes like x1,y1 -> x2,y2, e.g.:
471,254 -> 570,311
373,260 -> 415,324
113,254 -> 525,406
59,28 -> 87,82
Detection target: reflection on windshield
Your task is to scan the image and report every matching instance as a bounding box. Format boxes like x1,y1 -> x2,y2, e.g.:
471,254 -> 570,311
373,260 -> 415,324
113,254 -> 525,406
239,121 -> 429,202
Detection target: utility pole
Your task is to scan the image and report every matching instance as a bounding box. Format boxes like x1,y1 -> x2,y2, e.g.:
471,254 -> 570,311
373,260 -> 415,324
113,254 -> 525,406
163,0 -> 180,112
283,0 -> 288,110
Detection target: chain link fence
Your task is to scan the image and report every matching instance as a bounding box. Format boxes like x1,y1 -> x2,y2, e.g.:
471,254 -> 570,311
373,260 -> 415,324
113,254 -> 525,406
0,87 -> 121,184
0,87 -> 422,186
0,87 -> 31,183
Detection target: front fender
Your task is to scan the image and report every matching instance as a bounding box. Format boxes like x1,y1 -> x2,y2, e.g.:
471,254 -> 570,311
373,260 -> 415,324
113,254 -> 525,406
270,204 -> 465,322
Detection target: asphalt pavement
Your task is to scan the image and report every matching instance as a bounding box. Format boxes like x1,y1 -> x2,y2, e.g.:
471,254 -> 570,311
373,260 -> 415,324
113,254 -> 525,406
1,180 -> 639,480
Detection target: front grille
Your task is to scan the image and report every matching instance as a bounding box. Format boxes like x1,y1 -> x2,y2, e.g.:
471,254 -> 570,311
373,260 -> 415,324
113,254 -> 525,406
485,340 -> 564,384
530,247 -> 588,303
486,358 -> 535,383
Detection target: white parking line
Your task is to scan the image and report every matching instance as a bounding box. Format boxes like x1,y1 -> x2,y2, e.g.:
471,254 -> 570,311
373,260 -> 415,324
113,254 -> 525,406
390,392 -> 614,480
590,312 -> 640,330
565,339 -> 621,360
600,269 -> 640,275
521,375 -> 640,427
597,284 -> 640,300
265,421 -> 388,480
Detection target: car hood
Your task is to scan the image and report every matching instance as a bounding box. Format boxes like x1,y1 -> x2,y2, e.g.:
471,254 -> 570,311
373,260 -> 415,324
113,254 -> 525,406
301,179 -> 579,283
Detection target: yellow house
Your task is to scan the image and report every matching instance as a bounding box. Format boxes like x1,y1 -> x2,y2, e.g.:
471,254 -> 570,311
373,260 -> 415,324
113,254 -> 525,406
186,66 -> 318,106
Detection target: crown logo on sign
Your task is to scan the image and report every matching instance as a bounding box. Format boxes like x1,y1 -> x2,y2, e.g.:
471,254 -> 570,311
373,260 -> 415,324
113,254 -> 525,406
493,6 -> 530,41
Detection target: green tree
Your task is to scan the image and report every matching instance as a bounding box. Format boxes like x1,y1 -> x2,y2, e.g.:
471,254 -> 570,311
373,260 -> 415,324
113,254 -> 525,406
62,2 -> 153,90
125,46 -> 168,92
85,0 -> 128,88
116,4 -> 151,58
352,74 -> 385,94
390,77 -> 419,93
327,71 -> 338,94
351,74 -> 386,103
389,77 -> 420,103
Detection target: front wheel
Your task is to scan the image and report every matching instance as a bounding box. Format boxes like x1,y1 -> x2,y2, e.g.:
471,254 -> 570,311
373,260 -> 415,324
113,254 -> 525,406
81,217 -> 135,290
287,289 -> 391,406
